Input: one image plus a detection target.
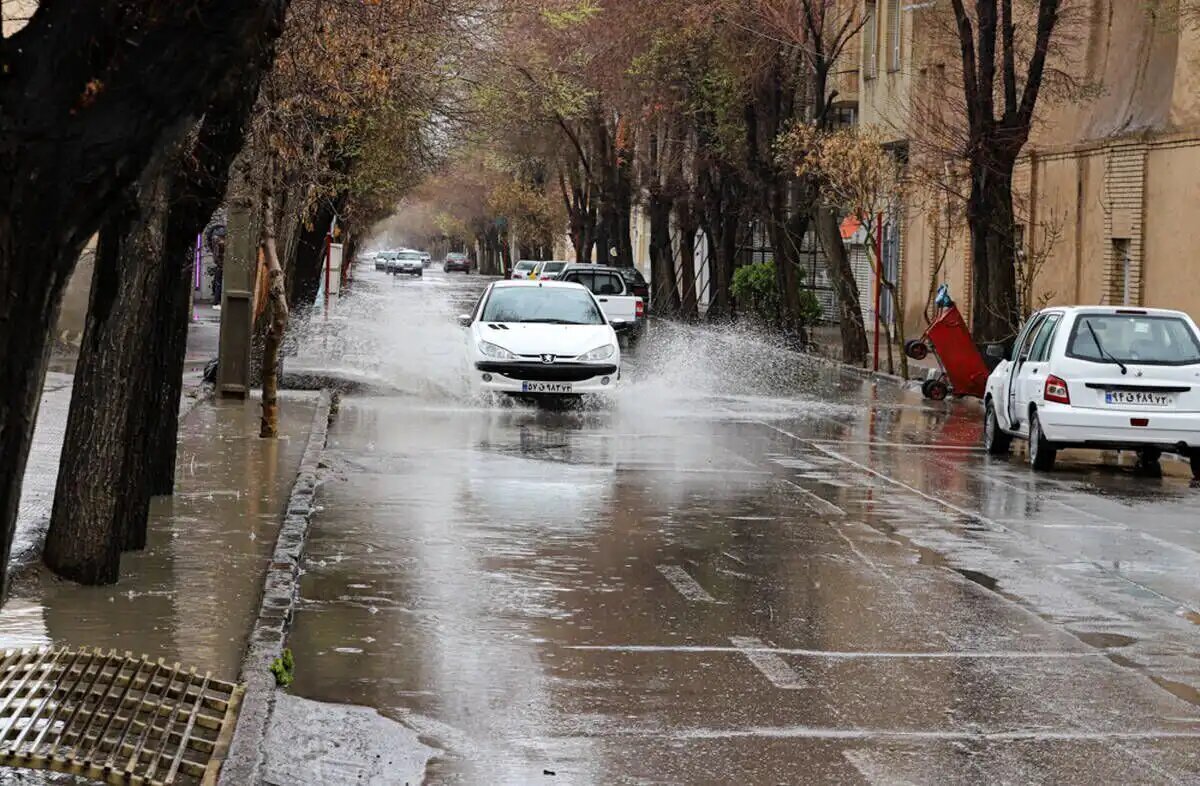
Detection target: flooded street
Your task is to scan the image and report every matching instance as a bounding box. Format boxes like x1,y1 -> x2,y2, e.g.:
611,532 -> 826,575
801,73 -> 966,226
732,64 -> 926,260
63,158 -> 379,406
280,269 -> 1200,784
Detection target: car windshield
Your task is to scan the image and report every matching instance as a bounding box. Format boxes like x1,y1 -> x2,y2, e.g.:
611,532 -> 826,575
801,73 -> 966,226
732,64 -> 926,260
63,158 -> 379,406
481,286 -> 605,325
399,252 -> 422,261
447,253 -> 465,260
1067,314 -> 1200,365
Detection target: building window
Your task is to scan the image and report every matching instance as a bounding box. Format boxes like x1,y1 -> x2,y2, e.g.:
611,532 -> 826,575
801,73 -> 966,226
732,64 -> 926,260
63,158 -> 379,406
1113,238 -> 1133,305
863,1 -> 877,79
887,0 -> 901,71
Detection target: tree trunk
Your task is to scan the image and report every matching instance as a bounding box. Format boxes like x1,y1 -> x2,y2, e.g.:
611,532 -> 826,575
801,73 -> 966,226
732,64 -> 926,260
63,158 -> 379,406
260,184 -> 289,439
815,206 -> 870,366
147,65 -> 275,496
648,191 -> 679,316
967,158 -> 1020,343
44,167 -> 171,583
676,198 -> 699,320
0,0 -> 293,599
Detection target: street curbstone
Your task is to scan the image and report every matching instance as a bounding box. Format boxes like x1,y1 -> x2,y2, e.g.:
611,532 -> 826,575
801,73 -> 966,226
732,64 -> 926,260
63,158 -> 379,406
219,389 -> 334,786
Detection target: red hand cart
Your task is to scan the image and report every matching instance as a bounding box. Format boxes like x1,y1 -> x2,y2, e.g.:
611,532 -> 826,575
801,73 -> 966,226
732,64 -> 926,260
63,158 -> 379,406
904,303 -> 990,401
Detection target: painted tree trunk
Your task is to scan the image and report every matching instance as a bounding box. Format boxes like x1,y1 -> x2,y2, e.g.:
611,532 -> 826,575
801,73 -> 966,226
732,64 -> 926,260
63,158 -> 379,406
647,191 -> 680,316
815,207 -> 870,366
260,190 -> 289,439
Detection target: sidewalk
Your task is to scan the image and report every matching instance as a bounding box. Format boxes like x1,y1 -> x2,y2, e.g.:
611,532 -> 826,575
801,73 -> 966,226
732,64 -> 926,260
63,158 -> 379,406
2,389 -> 320,678
3,307 -> 319,681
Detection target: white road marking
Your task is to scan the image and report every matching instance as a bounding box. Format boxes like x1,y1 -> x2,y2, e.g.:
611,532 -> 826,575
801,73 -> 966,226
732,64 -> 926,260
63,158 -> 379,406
760,422 -> 1195,614
721,551 -> 746,565
729,636 -> 807,688
567,644 -> 1102,660
806,439 -> 985,451
780,479 -> 845,516
656,565 -> 721,603
667,727 -> 1200,742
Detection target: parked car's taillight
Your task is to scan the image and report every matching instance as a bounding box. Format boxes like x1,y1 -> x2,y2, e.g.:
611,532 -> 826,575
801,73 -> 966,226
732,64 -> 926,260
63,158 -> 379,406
1044,375 -> 1070,404
635,299 -> 645,318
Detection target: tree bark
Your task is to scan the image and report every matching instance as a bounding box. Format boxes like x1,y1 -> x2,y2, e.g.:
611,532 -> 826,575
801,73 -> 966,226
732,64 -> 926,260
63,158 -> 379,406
0,0 -> 292,599
967,158 -> 1020,343
44,166 -> 171,583
648,190 -> 679,316
260,182 -> 289,439
815,206 -> 869,366
675,196 -> 700,320
148,63 -> 277,497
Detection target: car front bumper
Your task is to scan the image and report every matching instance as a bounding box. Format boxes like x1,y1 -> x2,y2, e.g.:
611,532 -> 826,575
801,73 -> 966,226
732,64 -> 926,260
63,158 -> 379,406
473,361 -> 620,395
1037,404 -> 1200,451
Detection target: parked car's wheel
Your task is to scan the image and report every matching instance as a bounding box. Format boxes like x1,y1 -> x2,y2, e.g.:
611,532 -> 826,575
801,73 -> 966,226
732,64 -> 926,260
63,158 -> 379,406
984,399 -> 1012,456
1136,448 -> 1163,477
1029,411 -> 1057,472
904,339 -> 929,361
1190,451 -> 1200,481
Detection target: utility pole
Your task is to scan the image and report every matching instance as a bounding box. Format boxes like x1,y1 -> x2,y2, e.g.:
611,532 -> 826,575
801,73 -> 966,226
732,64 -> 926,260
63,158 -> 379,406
216,180 -> 256,397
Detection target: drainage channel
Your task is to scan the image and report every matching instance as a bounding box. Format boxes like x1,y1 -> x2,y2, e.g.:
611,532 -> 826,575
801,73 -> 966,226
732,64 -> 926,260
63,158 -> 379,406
0,647 -> 241,785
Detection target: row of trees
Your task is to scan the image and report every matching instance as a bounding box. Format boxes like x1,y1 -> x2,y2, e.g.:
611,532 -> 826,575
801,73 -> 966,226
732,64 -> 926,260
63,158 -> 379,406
0,0 -> 474,591
398,0 -> 1068,349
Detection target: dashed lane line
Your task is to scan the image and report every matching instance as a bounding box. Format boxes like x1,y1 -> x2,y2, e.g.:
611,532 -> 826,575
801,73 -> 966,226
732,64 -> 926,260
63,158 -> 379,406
729,636 -> 807,689
656,565 -> 722,604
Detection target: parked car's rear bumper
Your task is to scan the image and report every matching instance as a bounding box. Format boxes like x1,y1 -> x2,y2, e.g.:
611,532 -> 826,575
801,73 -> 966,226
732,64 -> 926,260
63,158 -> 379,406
1037,403 -> 1200,451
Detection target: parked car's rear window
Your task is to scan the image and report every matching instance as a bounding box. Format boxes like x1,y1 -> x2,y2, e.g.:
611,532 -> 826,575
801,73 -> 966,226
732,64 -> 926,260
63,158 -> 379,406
1067,314 -> 1200,365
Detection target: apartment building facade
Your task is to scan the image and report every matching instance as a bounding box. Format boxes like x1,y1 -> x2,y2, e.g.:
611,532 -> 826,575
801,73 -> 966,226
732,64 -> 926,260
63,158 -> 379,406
858,0 -> 1200,339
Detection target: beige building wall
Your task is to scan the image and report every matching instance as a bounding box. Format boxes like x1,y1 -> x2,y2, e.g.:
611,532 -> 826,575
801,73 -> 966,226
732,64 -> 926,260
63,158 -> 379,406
859,0 -> 1200,339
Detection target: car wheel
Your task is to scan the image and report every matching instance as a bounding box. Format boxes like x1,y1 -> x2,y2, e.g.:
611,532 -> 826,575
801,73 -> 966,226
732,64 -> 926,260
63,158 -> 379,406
1190,451 -> 1200,481
1135,449 -> 1163,478
984,400 -> 1012,456
1029,411 -> 1057,472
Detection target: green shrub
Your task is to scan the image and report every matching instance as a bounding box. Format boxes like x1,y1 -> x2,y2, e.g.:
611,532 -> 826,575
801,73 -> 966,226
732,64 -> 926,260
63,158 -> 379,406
732,261 -> 823,327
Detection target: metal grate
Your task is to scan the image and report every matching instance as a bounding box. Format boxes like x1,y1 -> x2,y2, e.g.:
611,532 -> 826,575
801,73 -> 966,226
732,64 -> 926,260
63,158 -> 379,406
0,647 -> 242,785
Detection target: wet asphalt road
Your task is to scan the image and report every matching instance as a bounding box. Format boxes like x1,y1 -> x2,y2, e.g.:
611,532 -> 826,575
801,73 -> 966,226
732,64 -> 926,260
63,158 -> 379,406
280,268 -> 1200,784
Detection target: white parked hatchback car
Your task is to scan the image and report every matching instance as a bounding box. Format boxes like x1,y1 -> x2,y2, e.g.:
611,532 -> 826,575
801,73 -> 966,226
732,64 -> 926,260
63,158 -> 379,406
983,306 -> 1200,478
459,280 -> 621,398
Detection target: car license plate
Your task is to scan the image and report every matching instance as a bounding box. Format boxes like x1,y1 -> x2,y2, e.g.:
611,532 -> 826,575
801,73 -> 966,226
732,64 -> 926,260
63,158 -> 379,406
1105,390 -> 1172,407
522,382 -> 573,394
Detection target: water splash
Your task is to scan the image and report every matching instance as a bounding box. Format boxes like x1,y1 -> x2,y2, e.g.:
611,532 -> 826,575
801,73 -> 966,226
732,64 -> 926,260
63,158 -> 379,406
288,269 -> 859,422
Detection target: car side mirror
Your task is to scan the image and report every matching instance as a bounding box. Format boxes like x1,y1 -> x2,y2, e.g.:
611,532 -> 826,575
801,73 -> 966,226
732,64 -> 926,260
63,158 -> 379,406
457,314 -> 472,327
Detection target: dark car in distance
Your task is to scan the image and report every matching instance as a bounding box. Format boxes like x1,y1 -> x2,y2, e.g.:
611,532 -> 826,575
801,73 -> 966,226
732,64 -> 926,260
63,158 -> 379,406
443,252 -> 471,273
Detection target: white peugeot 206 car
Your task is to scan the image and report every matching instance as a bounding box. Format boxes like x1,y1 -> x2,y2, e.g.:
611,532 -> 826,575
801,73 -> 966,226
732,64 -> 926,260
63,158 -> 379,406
459,280 -> 621,398
983,306 -> 1200,478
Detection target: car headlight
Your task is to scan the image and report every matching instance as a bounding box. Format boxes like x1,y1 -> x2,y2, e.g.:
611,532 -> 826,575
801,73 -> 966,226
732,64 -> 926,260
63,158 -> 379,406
479,341 -> 516,360
579,344 -> 616,362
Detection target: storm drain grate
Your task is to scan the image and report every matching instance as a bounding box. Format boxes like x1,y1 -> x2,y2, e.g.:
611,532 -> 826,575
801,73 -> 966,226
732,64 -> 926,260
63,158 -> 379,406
0,647 -> 242,785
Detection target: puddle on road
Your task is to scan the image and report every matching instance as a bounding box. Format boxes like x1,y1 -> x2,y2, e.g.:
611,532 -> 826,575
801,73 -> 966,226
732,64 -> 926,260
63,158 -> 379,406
0,393 -> 317,678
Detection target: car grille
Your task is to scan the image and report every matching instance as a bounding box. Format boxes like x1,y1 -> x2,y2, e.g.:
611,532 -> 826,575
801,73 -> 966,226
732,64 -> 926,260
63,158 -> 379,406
476,361 -> 617,382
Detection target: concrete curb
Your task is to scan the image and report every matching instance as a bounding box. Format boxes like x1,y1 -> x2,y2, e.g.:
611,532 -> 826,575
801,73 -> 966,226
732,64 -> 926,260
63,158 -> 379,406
219,389 -> 335,786
806,349 -> 920,390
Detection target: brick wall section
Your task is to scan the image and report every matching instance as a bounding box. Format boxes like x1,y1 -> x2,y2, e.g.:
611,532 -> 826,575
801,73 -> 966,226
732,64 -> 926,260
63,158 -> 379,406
1102,143 -> 1149,306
